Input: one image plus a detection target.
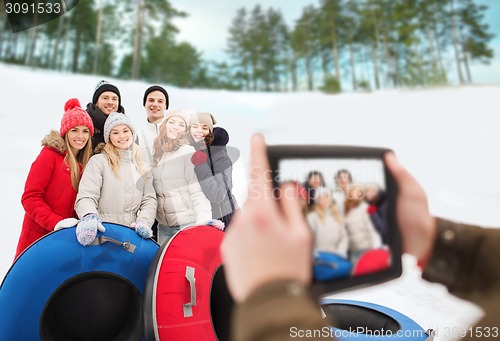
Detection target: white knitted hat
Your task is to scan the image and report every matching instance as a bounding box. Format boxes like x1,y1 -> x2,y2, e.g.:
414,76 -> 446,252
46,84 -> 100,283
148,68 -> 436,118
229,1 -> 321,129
103,112 -> 135,144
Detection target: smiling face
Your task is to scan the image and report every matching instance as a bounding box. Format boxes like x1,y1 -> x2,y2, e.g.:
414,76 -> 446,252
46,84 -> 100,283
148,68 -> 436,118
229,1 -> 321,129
109,124 -> 133,150
308,174 -> 323,188
337,171 -> 352,191
66,126 -> 90,155
145,90 -> 167,123
166,116 -> 187,140
96,91 -> 119,115
317,191 -> 332,209
190,123 -> 210,142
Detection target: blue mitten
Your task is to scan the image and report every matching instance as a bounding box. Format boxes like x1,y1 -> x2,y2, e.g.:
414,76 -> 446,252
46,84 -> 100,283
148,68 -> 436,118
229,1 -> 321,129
204,219 -> 225,231
134,220 -> 153,239
76,214 -> 105,246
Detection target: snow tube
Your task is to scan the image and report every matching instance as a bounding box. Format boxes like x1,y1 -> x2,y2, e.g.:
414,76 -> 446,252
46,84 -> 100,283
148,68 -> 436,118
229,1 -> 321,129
352,248 -> 391,277
313,251 -> 352,281
144,225 -> 233,341
0,223 -> 159,340
321,299 -> 433,340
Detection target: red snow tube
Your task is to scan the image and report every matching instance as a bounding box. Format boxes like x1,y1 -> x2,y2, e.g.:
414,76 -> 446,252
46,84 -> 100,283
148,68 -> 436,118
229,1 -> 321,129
143,225 -> 233,341
352,248 -> 390,277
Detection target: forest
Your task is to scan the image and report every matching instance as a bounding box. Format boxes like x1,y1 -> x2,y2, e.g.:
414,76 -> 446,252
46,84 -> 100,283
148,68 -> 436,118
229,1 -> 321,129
0,0 -> 494,92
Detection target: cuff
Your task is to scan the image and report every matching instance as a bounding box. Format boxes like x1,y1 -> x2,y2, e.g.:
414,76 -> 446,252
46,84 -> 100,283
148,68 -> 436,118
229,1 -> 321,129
422,218 -> 485,298
233,280 -> 328,341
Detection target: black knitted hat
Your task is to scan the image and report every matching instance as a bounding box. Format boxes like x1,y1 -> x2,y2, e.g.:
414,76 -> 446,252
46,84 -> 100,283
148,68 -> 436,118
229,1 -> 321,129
143,85 -> 169,108
92,80 -> 121,107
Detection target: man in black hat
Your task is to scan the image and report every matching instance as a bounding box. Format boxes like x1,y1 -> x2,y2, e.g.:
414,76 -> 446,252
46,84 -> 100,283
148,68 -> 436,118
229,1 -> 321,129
86,80 -> 126,151
136,85 -> 170,166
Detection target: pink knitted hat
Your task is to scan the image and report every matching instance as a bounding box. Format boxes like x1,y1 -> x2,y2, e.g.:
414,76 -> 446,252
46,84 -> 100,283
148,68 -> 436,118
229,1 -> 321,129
60,98 -> 94,137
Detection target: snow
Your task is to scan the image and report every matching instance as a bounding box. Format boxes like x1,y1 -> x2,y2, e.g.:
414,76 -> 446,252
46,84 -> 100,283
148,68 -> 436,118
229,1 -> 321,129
1,63 -> 500,339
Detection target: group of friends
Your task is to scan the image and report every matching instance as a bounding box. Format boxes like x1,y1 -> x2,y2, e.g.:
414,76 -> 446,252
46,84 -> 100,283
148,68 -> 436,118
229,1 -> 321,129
295,169 -> 387,263
15,80 -> 238,258
12,81 -> 499,340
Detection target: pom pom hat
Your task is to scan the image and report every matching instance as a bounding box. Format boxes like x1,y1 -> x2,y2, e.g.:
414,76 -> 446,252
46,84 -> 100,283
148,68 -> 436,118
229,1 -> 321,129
103,112 -> 135,144
92,80 -> 121,107
60,98 -> 94,137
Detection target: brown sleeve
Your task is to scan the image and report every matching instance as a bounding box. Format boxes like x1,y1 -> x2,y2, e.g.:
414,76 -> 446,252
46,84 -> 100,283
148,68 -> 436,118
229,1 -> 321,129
423,218 -> 500,303
232,280 -> 333,341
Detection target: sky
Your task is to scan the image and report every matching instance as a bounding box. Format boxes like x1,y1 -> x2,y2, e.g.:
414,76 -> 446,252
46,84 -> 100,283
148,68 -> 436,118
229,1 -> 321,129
2,63 -> 500,339
170,0 -> 500,85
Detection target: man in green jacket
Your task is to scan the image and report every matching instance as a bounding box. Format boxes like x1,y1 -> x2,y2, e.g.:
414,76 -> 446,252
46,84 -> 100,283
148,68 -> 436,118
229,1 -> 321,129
221,134 -> 500,341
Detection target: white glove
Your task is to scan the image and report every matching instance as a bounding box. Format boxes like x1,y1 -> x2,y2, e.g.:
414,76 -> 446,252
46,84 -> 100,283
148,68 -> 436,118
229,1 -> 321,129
54,218 -> 80,231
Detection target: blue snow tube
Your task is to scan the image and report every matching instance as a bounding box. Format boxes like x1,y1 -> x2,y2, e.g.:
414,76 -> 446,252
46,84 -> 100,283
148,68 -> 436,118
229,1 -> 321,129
321,299 -> 432,340
0,223 -> 159,341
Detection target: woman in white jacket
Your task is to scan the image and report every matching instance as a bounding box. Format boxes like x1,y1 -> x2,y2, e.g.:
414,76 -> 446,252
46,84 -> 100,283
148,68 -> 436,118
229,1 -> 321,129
74,113 -> 157,246
152,110 -> 212,244
307,187 -> 349,257
344,183 -> 382,259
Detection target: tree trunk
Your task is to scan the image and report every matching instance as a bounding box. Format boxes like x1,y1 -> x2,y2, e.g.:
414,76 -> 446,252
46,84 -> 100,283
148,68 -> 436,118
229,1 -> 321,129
59,14 -> 72,71
93,0 -> 104,74
321,50 -> 329,83
0,10 -> 5,59
431,27 -> 446,82
393,46 -> 400,87
370,39 -> 380,89
50,16 -> 65,69
458,24 -> 472,83
72,31 -> 82,72
131,0 -> 144,79
331,26 -> 340,81
425,23 -> 439,82
381,25 -> 394,87
291,55 -> 298,92
305,57 -> 314,91
449,0 -> 465,84
370,12 -> 381,89
348,26 -> 357,90
27,28 -> 38,66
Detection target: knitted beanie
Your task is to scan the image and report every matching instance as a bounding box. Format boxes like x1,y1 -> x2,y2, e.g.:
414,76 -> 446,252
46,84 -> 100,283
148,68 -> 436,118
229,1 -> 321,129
190,112 -> 217,133
103,112 -> 135,144
143,85 -> 169,108
60,98 -> 94,137
165,108 -> 194,128
92,80 -> 121,107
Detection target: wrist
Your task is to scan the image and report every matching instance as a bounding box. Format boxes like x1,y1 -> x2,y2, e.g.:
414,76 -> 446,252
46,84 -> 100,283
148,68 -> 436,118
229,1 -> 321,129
417,216 -> 437,269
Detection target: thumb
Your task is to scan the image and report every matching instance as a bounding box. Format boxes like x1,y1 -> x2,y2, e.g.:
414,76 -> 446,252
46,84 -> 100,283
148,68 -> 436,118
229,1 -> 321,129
97,222 -> 106,233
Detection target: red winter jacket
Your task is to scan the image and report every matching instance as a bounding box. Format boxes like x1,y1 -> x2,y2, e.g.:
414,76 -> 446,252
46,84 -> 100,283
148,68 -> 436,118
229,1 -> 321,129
15,131 -> 80,259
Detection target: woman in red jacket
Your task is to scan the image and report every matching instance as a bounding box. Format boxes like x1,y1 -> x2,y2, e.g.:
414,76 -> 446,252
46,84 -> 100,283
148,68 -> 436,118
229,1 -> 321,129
14,98 -> 94,259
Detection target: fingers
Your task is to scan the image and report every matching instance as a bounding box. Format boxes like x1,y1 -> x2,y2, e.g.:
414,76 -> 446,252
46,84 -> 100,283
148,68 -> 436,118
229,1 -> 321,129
279,183 -> 307,229
97,222 -> 106,233
248,134 -> 274,204
384,152 -> 417,190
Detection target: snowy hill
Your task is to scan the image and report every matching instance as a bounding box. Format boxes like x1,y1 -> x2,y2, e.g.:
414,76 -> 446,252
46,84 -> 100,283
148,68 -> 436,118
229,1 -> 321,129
2,63 -> 500,339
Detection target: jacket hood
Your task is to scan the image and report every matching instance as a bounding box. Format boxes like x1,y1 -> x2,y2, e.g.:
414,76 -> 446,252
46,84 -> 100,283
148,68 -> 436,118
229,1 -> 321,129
41,130 -> 67,155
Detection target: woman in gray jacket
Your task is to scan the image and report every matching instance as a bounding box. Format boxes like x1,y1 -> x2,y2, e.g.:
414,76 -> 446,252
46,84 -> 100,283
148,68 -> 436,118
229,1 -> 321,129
152,110 -> 212,244
189,112 -> 238,229
74,113 -> 157,246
